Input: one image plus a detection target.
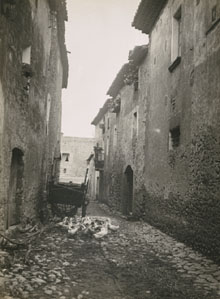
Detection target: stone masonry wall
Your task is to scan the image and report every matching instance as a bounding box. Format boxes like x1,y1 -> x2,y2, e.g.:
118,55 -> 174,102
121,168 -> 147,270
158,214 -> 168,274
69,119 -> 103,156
103,84 -> 140,213
133,57 -> 149,218
0,0 -> 65,230
133,0 -> 220,261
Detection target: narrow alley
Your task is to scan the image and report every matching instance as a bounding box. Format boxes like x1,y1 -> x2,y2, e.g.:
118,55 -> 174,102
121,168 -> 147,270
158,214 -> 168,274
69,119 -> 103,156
1,201 -> 220,299
1,0 -> 220,298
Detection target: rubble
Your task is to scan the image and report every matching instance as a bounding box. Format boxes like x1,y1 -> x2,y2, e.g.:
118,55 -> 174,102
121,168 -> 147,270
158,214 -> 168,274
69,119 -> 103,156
58,216 -> 119,239
0,202 -> 219,298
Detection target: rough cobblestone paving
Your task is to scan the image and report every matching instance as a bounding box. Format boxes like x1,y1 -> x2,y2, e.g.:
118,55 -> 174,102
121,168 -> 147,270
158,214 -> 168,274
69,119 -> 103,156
0,201 -> 220,299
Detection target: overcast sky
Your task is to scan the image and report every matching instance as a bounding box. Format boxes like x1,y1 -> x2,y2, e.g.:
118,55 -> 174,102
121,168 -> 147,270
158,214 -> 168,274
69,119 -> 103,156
61,0 -> 148,138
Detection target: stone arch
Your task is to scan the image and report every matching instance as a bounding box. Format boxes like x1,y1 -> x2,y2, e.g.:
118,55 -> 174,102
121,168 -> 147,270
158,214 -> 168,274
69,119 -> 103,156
7,148 -> 24,228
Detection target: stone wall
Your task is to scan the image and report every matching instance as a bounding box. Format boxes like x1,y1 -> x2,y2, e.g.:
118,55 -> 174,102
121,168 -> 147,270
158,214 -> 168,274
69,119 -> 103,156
0,0 -> 67,230
94,0 -> 220,261
102,83 -> 141,213
132,0 -> 220,261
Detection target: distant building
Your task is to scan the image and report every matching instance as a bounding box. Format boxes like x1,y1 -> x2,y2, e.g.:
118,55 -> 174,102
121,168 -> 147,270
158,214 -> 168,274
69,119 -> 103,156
59,136 -> 95,184
0,0 -> 68,230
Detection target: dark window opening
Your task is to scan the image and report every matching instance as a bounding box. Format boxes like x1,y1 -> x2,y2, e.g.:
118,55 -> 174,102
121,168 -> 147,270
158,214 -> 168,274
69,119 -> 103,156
133,112 -> 138,137
35,0 -> 38,8
7,148 -> 24,228
62,153 -> 70,162
63,168 -> 67,173
169,126 -> 180,150
123,166 -> 133,215
107,118 -> 110,129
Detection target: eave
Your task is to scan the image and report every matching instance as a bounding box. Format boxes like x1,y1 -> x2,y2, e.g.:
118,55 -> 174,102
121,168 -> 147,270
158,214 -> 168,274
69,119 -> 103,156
106,63 -> 129,98
132,0 -> 167,34
91,99 -> 111,125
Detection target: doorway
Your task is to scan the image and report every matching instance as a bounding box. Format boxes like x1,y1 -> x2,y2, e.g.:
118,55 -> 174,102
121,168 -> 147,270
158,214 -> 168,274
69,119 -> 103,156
124,165 -> 133,215
7,148 -> 24,228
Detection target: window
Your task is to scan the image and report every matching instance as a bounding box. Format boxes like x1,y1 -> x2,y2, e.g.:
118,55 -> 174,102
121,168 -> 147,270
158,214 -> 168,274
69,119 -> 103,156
62,153 -> 70,162
171,6 -> 182,63
132,112 -> 138,139
113,126 -> 117,148
22,46 -> 31,65
63,168 -> 67,173
21,46 -> 33,94
169,126 -> 180,150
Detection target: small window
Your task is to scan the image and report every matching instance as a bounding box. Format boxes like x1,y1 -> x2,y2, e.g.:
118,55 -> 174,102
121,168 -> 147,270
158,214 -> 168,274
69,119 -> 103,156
169,126 -> 180,150
63,168 -> 67,173
22,46 -> 31,65
132,112 -> 138,138
62,153 -> 70,162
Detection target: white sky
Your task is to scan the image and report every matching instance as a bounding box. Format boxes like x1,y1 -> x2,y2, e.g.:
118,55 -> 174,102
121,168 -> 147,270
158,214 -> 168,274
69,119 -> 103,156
61,0 -> 148,138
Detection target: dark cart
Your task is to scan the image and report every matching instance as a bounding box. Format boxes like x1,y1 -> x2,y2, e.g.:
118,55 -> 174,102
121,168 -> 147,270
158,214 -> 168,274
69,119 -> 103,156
49,182 -> 88,217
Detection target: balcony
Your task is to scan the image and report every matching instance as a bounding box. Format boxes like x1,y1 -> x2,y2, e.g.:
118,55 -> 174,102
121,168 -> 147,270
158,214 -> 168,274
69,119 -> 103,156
94,146 -> 104,170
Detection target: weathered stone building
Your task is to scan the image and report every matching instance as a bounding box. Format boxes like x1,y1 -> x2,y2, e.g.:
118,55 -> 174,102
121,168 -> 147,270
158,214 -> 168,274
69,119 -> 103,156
90,46 -> 148,209
132,0 -> 220,260
59,135 -> 94,184
0,0 -> 68,231
91,0 -> 220,260
91,98 -> 114,202
105,46 -> 148,214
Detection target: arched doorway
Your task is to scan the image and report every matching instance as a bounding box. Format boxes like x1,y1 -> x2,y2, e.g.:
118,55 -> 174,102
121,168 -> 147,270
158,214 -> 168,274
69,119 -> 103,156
123,165 -> 133,215
7,148 -> 24,228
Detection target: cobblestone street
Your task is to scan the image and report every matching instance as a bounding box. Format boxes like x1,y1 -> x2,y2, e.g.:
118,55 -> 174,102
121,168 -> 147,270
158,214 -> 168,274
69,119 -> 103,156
0,201 -> 220,299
